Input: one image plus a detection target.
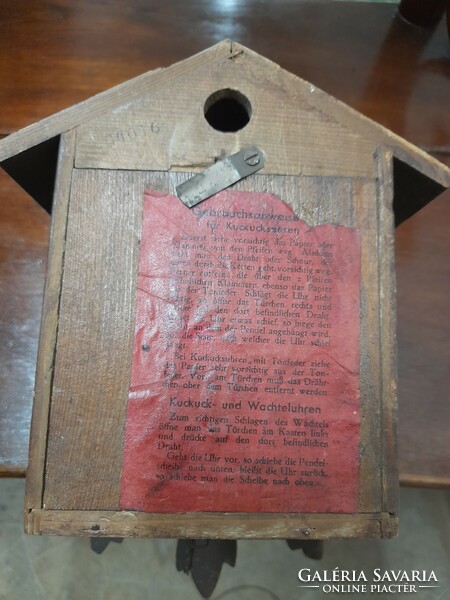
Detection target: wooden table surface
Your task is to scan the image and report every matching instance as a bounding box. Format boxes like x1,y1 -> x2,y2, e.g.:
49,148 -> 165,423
0,1 -> 449,486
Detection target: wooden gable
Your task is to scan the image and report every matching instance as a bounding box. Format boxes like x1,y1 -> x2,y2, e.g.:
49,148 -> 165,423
1,41 -> 449,221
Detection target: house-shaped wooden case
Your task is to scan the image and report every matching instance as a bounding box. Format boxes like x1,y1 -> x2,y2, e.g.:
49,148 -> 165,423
1,41 -> 449,540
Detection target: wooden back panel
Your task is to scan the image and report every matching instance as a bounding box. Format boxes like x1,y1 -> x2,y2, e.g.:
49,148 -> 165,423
26,153 -> 397,537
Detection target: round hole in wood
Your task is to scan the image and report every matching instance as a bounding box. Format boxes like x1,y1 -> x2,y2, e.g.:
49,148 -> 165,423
204,89 -> 252,132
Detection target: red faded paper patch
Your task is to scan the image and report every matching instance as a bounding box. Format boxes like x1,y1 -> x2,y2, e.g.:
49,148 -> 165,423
120,190 -> 361,513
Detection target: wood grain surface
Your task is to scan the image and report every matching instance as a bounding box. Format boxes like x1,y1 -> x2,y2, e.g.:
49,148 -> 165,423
43,168 -> 142,510
26,509 -> 397,540
0,1 -> 449,489
24,131 -> 76,510
41,170 -> 390,521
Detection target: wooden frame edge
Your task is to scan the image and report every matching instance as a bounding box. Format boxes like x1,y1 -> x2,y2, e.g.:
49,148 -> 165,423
23,164 -> 399,539
27,509 -> 397,539
400,474 -> 450,489
24,129 -> 77,522
0,466 -> 26,478
376,147 -> 399,527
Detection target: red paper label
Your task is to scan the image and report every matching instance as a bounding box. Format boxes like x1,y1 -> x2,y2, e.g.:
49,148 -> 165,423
120,190 -> 360,513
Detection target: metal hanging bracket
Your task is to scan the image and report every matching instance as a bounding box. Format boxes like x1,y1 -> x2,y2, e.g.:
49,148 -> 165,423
176,145 -> 265,208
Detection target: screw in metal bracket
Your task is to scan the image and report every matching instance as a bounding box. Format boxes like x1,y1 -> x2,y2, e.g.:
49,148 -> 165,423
243,150 -> 260,166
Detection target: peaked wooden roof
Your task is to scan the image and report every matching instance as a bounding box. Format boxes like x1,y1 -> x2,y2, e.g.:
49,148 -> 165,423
0,40 -> 448,223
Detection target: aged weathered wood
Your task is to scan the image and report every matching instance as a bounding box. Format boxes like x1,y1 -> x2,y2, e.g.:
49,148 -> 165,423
24,130 -> 76,512
1,2 -> 449,491
42,169 -> 142,510
352,176 -> 384,514
26,509 -> 397,539
0,41 -> 448,222
376,149 -> 398,517
400,475 -> 450,490
3,37 -> 446,539
74,60 -> 375,179
38,168 -> 388,532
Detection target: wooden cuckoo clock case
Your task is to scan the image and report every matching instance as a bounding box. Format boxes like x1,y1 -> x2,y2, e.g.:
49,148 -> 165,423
1,41 -> 449,540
